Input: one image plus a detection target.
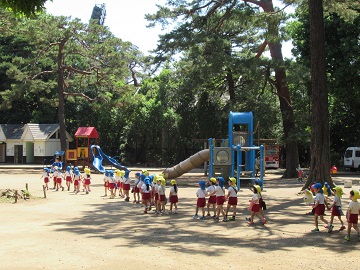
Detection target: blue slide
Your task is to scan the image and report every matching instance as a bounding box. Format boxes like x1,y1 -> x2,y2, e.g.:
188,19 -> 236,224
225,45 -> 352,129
90,145 -> 128,173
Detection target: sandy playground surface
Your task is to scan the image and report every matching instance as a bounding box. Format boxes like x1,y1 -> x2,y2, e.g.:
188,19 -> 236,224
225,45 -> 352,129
0,167 -> 359,270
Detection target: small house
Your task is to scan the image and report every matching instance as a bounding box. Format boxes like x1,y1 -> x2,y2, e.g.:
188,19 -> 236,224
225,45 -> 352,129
0,124 -> 73,164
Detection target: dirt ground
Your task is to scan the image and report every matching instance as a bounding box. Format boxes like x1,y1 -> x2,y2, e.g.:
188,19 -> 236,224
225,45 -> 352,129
1,167 -> 359,270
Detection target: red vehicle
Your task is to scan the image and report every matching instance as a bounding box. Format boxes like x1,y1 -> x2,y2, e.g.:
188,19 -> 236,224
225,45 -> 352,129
264,144 -> 280,169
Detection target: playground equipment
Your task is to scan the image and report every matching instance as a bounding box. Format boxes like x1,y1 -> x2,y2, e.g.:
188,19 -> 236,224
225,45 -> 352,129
65,127 -> 99,169
65,127 -> 127,173
163,111 -> 264,189
90,145 -> 127,173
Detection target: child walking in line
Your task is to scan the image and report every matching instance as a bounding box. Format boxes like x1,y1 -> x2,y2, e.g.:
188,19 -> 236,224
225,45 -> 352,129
115,170 -> 124,198
133,172 -> 141,203
311,182 -> 329,232
83,167 -> 91,194
55,167 -> 65,191
248,185 -> 261,225
206,177 -> 217,218
344,190 -> 360,241
246,184 -> 267,224
52,166 -> 58,189
207,176 -> 226,221
193,180 -> 207,220
141,178 -> 152,214
73,167 -> 82,194
327,186 -> 345,232
169,179 -> 178,214
158,177 -> 167,214
40,168 -> 51,190
103,170 -> 110,197
123,169 -> 131,202
153,177 -> 160,214
64,166 -> 73,191
223,177 -> 238,222
108,170 -> 117,198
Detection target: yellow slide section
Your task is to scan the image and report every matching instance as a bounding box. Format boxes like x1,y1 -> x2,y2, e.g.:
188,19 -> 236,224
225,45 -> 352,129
163,149 -> 210,179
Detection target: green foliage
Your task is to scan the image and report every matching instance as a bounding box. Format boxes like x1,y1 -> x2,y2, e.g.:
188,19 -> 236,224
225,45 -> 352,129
289,6 -> 360,165
0,0 -> 47,17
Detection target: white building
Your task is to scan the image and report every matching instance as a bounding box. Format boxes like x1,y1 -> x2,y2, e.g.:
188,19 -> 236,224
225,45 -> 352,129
0,124 -> 73,164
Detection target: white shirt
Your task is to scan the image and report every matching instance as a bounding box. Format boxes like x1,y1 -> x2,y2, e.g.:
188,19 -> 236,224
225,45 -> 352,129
158,185 -> 166,195
123,177 -> 131,184
169,186 -> 177,196
251,193 -> 260,204
215,186 -> 225,196
348,201 -> 360,214
227,186 -> 238,197
141,184 -> 151,193
137,180 -> 144,188
196,188 -> 207,198
207,185 -> 216,196
333,195 -> 341,207
315,193 -> 325,204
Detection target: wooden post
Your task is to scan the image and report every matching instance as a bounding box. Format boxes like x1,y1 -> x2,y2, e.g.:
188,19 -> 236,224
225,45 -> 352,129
26,183 -> 28,191
43,185 -> 47,199
15,190 -> 18,203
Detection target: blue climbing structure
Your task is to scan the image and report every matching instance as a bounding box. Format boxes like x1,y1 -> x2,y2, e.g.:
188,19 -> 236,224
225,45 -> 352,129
208,111 -> 264,189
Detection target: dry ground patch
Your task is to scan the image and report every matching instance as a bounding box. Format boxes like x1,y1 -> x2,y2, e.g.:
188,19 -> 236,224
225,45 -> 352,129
0,168 -> 359,270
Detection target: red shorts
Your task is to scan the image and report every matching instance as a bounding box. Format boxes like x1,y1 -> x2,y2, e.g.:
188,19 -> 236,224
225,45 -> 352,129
251,203 -> 261,213
170,195 -> 178,203
155,193 -> 159,201
349,214 -> 358,224
159,194 -> 166,202
104,182 -> 109,188
208,195 -> 216,204
123,183 -> 131,191
134,186 -> 140,193
331,205 -> 341,216
117,182 -> 122,188
84,179 -> 91,185
109,183 -> 115,189
44,177 -> 49,183
74,180 -> 79,186
66,176 -> 72,182
56,177 -> 62,184
315,204 -> 325,216
197,198 -> 206,207
228,197 -> 237,206
216,196 -> 225,205
142,193 -> 151,200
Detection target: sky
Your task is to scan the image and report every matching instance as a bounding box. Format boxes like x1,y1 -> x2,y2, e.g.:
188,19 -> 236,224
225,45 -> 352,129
44,0 -> 293,58
45,0 -> 166,54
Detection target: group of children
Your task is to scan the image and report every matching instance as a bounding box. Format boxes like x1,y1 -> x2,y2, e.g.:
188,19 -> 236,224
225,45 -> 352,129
194,176 -> 267,225
102,169 -> 179,215
41,165 -> 92,194
309,182 -> 360,241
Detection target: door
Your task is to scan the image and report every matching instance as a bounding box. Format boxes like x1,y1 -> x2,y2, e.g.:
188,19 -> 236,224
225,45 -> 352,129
0,143 -> 5,162
14,145 -> 23,164
26,142 -> 34,163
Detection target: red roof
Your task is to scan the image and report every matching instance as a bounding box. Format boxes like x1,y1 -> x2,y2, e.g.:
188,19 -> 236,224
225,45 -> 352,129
74,127 -> 99,138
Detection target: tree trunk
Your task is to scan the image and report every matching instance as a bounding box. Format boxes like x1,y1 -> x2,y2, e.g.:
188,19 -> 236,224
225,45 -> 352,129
304,0 -> 332,189
260,0 -> 299,178
57,40 -> 67,151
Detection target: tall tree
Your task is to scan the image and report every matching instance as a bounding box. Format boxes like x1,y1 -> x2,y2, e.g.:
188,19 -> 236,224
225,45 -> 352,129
0,12 -> 143,151
147,0 -> 299,177
306,0 -> 331,187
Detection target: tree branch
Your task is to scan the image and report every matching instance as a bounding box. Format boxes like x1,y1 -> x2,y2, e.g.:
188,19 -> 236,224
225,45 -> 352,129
63,92 -> 98,102
30,70 -> 57,80
255,40 -> 268,58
